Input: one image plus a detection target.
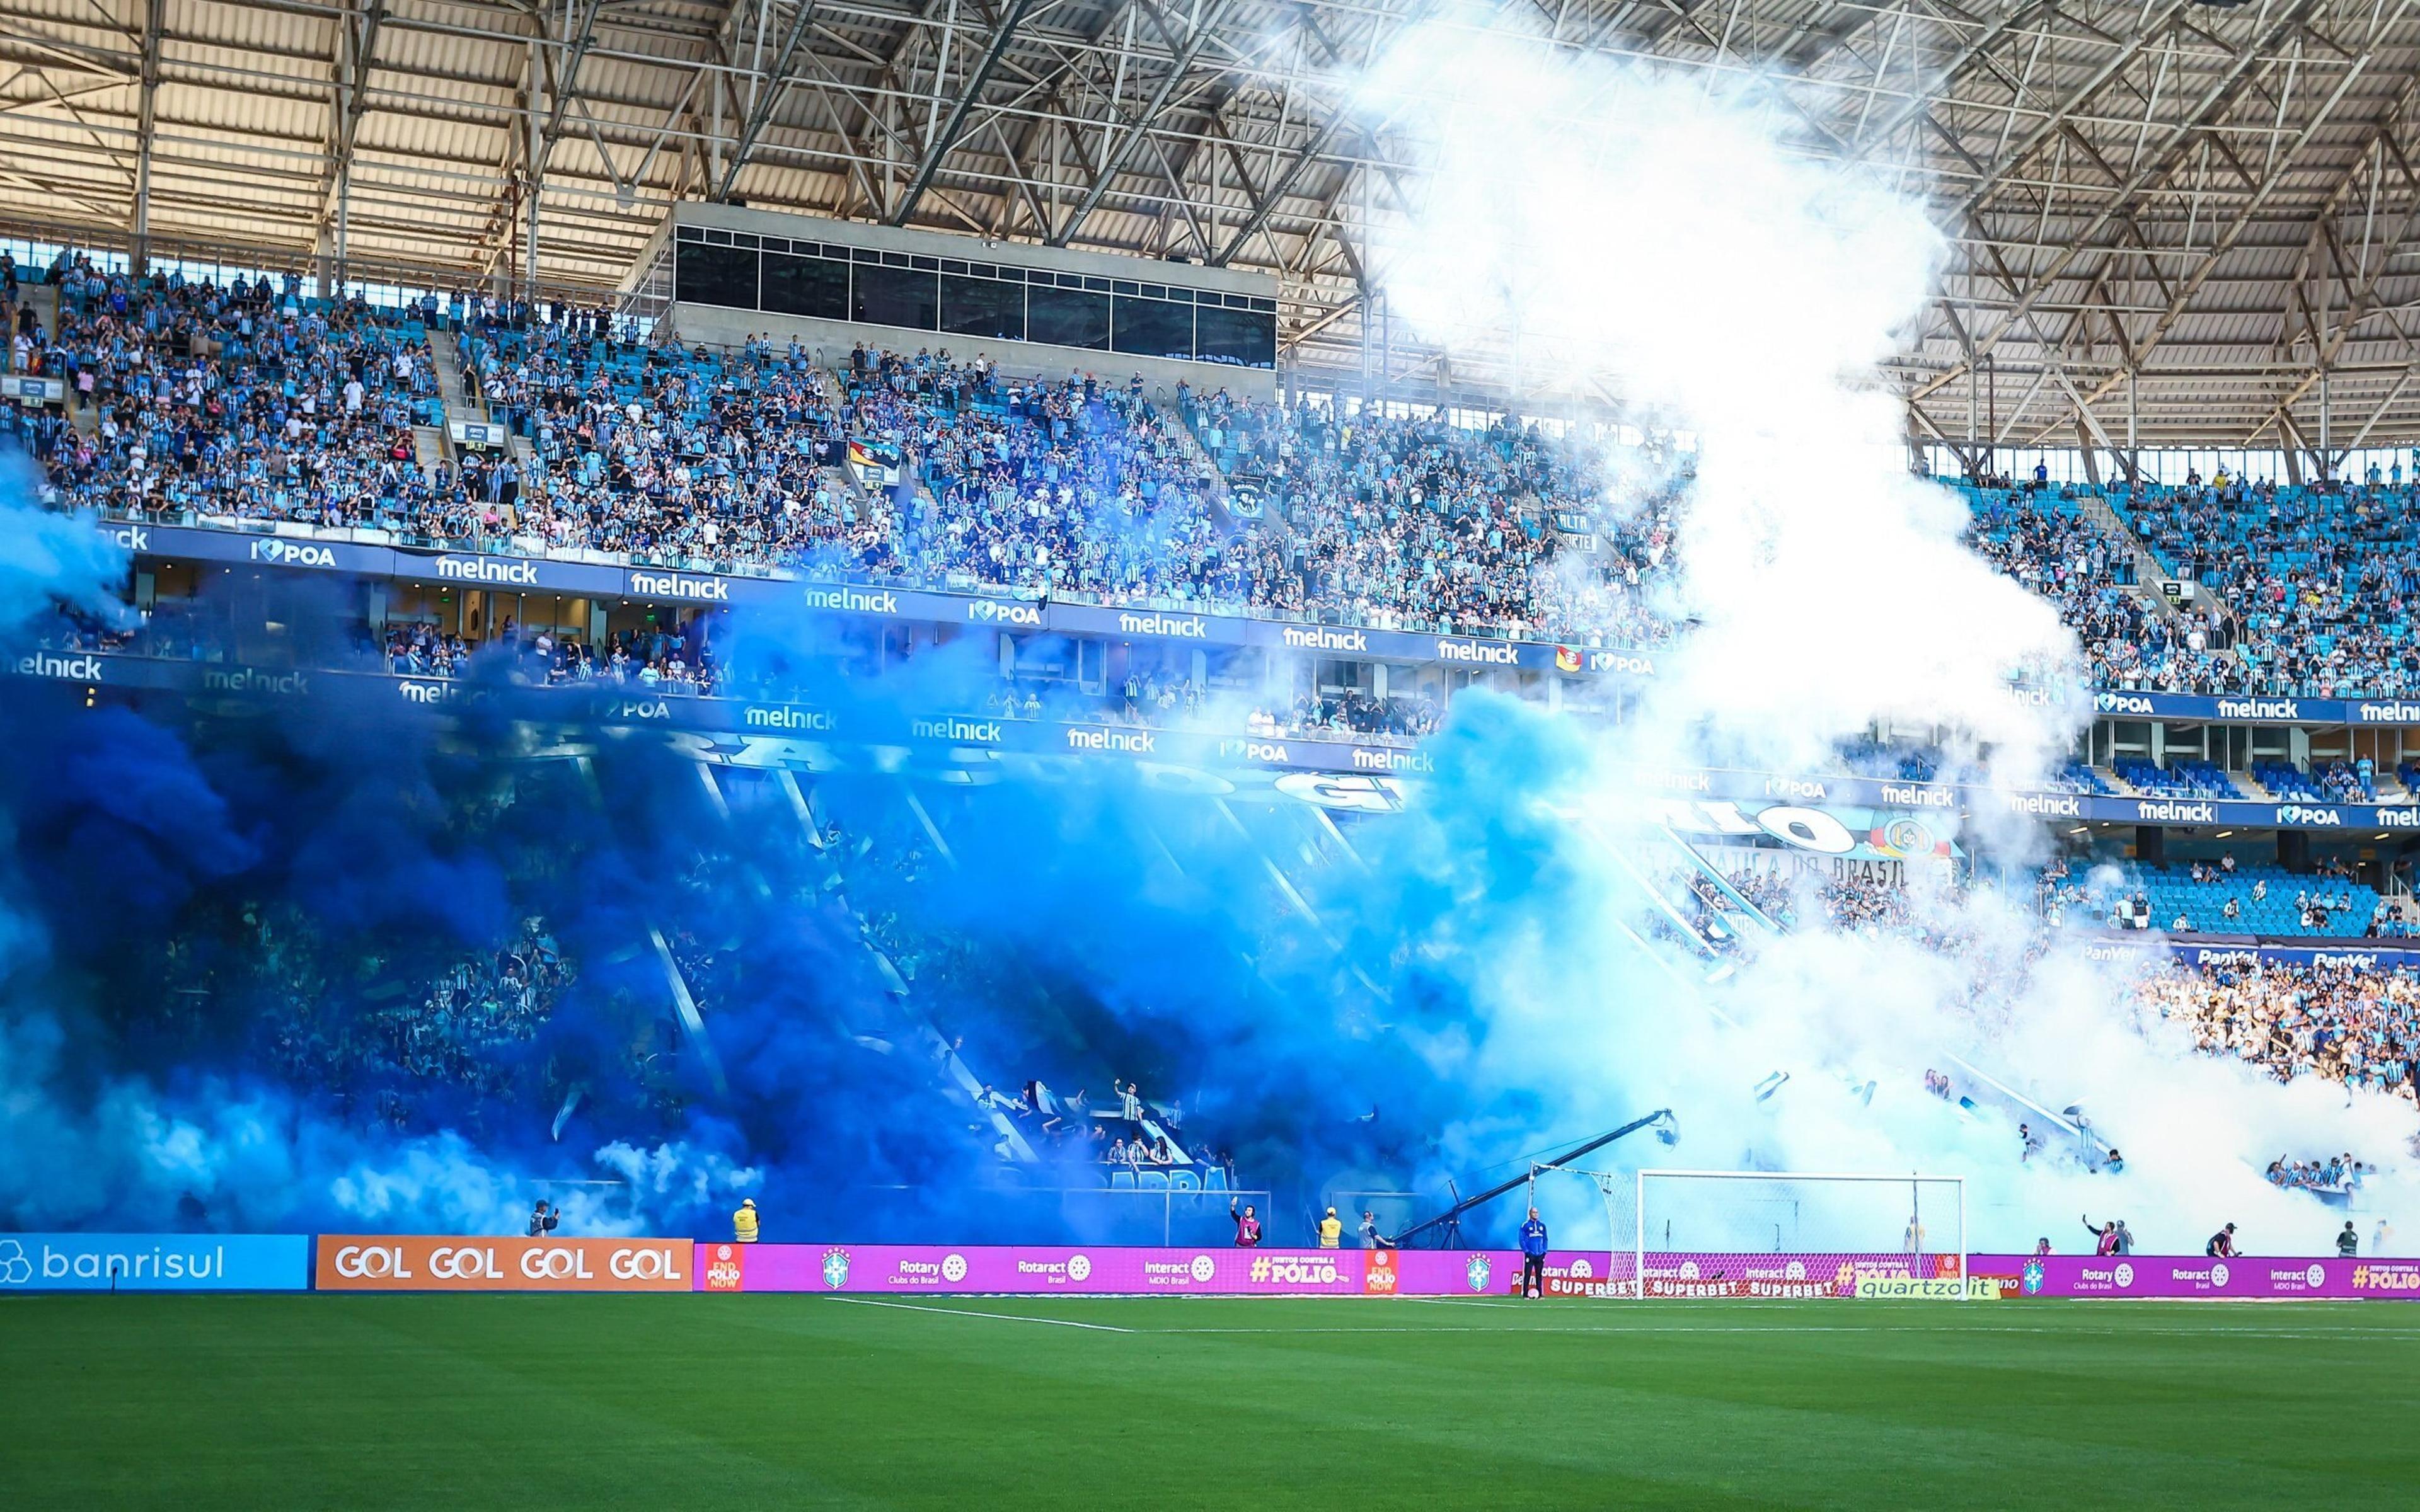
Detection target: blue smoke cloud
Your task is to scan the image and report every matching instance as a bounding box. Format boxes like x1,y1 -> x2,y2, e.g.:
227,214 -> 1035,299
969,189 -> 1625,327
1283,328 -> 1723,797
0,470 -> 1680,1247
1,478 -> 2399,1257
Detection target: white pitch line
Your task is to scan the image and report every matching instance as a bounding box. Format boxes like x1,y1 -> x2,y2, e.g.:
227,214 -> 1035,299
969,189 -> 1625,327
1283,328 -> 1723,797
824,1296 -> 1134,1333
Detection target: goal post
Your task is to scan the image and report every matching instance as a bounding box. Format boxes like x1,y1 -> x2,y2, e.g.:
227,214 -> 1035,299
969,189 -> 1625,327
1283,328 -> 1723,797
1632,1169 -> 1968,1300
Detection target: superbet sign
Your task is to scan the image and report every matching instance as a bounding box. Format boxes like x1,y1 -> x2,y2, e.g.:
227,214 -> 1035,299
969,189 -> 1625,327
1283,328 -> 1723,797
315,1236 -> 689,1292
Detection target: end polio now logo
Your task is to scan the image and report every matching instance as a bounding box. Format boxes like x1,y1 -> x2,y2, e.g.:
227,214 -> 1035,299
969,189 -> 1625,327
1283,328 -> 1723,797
821,1249 -> 851,1290
1466,1256 -> 1492,1293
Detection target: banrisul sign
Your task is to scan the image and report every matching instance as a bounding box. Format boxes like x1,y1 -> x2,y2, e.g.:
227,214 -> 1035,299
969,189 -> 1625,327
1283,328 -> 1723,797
0,1234 -> 309,1291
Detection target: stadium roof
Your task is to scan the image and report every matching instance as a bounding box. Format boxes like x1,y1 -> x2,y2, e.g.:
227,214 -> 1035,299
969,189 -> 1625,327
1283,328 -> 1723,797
3,0 -> 2417,462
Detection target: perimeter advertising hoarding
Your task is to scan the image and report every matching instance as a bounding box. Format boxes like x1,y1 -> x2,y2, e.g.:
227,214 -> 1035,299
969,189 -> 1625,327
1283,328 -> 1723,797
38,649 -> 2420,844
695,1244 -> 1618,1295
314,1235 -> 691,1292
0,1234 -> 309,1292
115,522 -> 1652,681
1968,1254 -> 2420,1300
698,1246 -> 2420,1300
1636,1252 -> 1961,1299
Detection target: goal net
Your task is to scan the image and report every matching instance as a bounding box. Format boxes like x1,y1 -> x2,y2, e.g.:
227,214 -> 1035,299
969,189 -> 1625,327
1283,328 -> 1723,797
1623,1169 -> 1968,1299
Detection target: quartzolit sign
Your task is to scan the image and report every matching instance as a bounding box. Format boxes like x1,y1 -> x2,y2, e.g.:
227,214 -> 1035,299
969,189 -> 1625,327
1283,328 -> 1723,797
314,1235 -> 690,1291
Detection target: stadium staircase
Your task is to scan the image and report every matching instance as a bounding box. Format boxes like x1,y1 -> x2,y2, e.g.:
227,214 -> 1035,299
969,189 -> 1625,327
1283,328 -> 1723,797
2075,490 -> 2184,624
17,285 -> 98,438
1155,400 -> 1235,520
427,328 -> 484,459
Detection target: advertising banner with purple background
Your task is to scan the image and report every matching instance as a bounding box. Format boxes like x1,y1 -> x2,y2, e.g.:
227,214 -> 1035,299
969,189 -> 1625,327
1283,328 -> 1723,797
695,1243 -> 1616,1296
1969,1254 -> 2420,1300
696,1244 -> 2420,1300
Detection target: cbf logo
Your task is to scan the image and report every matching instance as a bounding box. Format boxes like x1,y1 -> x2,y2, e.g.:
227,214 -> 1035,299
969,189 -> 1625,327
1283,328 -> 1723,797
2021,1260 -> 2045,1295
821,1249 -> 851,1290
1465,1256 -> 1492,1293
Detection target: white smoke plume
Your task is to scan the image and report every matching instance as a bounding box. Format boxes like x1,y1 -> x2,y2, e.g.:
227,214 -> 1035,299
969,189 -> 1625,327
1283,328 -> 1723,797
1350,6 -> 2412,1252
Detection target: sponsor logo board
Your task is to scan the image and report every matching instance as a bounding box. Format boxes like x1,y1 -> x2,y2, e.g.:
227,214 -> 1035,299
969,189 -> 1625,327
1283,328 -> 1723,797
628,570 -> 730,602
0,1234 -> 309,1292
432,554 -> 539,586
1977,1255 -> 2420,1299
316,1235 -> 689,1291
969,598 -> 1043,627
250,539 -> 339,569
708,1245 -> 1617,1296
14,651 -> 104,681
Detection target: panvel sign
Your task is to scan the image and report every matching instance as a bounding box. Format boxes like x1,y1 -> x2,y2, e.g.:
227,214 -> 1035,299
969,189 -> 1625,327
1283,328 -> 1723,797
0,1234 -> 309,1292
316,1235 -> 691,1292
1969,1254 -> 2420,1300
696,1243 -> 1620,1296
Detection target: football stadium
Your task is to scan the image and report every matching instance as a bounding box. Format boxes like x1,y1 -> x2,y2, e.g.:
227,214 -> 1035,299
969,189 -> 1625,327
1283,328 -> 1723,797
7,0 -> 2420,1506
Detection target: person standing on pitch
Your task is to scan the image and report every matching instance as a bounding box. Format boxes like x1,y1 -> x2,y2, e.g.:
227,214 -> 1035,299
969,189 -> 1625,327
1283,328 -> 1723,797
1519,1207 -> 1550,1298
1317,1207 -> 1344,1249
733,1197 -> 760,1244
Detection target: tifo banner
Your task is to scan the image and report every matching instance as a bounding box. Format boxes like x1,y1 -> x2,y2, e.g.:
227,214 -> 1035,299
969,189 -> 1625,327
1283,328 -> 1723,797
315,1235 -> 690,1292
1969,1254 -> 2420,1300
0,1234 -> 309,1292
696,1243 -> 1618,1296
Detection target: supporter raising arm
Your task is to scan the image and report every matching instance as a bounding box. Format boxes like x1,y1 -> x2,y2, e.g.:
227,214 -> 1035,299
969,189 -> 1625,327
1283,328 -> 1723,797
1230,1200 -> 1262,1247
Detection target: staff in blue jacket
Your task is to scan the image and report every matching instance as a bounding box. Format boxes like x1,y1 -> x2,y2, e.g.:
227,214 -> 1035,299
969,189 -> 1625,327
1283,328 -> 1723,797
1519,1207 -> 1550,1298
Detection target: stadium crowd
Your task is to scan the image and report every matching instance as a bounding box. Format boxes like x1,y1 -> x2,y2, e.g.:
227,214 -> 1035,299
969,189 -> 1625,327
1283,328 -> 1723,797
2113,469 -> 2420,698
1962,493 -> 2235,693
2136,958 -> 2420,1102
24,246 -> 2420,705
222,908 -> 576,1131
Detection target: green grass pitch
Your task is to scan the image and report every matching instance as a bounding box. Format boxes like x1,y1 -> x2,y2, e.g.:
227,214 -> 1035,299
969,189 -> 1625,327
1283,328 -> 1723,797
4,1293 -> 2416,1509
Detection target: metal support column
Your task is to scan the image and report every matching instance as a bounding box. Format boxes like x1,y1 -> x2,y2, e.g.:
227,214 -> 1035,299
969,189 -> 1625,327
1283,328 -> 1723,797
131,0 -> 167,273
525,32 -> 544,309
